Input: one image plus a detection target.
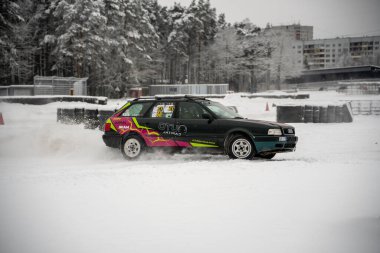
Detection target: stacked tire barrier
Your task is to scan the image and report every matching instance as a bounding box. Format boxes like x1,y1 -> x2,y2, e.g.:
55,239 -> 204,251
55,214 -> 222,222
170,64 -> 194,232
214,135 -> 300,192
242,94 -> 310,99
320,107 -> 328,123
312,106 -> 320,123
277,103 -> 353,123
0,96 -> 107,105
60,108 -> 76,124
57,107 -> 117,130
74,108 -> 84,124
304,105 -> 313,123
84,109 -> 99,129
98,110 -> 117,131
276,105 -> 304,123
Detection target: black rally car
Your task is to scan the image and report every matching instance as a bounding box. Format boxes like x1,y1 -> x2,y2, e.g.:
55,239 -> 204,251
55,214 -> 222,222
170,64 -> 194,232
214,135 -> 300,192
102,96 -> 298,160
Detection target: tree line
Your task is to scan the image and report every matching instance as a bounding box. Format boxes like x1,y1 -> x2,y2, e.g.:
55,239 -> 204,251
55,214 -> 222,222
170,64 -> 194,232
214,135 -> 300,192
1,0 -> 297,95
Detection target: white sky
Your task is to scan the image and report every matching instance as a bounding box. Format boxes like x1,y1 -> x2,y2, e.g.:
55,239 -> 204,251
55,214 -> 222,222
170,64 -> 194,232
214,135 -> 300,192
157,0 -> 380,39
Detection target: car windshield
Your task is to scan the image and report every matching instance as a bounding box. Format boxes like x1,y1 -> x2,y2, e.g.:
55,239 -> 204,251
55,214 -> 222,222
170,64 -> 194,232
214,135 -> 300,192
200,100 -> 243,119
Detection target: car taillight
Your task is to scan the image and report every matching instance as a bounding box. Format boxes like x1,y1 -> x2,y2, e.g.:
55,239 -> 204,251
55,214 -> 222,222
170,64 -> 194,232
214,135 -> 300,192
104,123 -> 111,132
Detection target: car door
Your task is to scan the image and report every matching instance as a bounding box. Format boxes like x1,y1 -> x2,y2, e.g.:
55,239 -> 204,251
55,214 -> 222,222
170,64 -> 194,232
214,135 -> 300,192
175,101 -> 220,147
136,101 -> 178,145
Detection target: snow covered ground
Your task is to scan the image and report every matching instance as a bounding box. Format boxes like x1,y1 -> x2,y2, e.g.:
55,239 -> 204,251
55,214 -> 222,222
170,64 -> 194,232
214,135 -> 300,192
0,91 -> 380,253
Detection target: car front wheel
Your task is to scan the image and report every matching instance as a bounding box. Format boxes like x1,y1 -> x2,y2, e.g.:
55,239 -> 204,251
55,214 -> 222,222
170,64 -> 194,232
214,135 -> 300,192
227,135 -> 255,159
121,135 -> 146,160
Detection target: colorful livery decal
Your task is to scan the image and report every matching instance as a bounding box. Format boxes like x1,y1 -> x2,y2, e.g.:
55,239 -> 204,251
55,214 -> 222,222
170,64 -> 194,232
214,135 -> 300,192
109,117 -> 192,147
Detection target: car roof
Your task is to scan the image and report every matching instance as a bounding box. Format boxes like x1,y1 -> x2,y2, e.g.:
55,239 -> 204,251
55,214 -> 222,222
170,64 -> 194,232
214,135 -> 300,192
132,95 -> 210,102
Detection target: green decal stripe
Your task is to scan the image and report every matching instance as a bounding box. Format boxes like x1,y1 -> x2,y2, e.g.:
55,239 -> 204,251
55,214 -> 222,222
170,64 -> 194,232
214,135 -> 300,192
106,118 -> 117,132
116,102 -> 131,114
132,117 -> 152,130
190,142 -> 219,148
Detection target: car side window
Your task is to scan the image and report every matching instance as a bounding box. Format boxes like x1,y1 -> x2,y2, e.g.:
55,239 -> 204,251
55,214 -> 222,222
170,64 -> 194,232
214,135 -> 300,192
150,102 -> 175,118
178,102 -> 208,119
121,102 -> 153,117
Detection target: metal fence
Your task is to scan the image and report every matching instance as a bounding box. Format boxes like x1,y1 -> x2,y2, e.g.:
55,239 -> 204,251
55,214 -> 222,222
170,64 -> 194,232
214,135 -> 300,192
338,82 -> 380,95
343,100 -> 380,115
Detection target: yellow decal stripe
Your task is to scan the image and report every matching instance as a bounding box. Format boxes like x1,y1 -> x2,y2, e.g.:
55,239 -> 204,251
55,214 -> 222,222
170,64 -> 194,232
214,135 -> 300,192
106,118 -> 117,132
132,117 -> 159,136
132,117 -> 152,130
190,142 -> 219,148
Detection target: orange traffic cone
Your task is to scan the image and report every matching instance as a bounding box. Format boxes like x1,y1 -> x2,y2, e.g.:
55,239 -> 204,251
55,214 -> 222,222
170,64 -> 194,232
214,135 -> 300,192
0,113 -> 4,125
265,102 -> 269,111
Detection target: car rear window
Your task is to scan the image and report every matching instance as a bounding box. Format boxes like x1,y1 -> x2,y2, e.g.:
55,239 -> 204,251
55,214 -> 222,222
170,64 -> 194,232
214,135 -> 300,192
121,102 -> 153,117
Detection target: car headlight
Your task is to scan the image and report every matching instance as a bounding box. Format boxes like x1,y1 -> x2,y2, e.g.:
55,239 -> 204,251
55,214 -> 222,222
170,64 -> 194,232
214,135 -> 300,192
268,129 -> 282,136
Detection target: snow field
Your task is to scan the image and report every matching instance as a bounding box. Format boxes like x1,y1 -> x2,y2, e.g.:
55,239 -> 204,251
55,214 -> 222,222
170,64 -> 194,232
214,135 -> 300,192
0,92 -> 380,253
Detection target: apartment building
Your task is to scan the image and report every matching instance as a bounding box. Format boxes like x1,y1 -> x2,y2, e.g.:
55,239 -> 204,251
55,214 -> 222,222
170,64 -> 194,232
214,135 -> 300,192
292,36 -> 380,70
265,24 -> 313,41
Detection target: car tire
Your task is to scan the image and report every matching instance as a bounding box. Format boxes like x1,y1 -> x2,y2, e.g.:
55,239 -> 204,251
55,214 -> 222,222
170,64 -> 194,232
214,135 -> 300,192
256,153 -> 276,159
227,135 -> 255,159
121,135 -> 146,160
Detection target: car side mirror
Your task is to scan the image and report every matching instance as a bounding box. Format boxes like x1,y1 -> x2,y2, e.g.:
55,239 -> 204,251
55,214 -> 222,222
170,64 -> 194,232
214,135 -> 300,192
202,113 -> 213,123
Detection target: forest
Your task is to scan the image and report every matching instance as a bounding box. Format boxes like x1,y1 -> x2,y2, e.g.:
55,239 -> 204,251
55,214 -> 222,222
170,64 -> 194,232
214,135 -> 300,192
1,0 -> 300,95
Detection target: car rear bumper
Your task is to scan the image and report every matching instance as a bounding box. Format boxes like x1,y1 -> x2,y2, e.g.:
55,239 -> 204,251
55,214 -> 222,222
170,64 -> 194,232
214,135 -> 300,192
102,133 -> 121,148
254,135 -> 298,154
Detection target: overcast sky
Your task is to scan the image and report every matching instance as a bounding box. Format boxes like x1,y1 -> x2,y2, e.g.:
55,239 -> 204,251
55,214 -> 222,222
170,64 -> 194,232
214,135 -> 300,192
157,0 -> 380,39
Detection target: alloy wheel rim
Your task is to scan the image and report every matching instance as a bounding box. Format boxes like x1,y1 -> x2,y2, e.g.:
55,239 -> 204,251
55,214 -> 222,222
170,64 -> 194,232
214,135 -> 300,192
232,139 -> 252,159
124,138 -> 141,158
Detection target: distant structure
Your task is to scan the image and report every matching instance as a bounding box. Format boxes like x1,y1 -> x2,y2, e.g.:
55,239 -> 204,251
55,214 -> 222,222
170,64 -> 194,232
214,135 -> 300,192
265,24 -> 313,41
261,24 -> 314,87
292,36 -> 380,70
0,76 -> 88,96
287,65 -> 380,84
34,76 -> 88,95
149,84 -> 229,96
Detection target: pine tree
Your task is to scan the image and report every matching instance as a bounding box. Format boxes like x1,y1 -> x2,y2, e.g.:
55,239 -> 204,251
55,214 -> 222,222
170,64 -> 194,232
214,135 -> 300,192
237,21 -> 270,93
165,2 -> 190,84
0,0 -> 24,85
51,0 -> 108,80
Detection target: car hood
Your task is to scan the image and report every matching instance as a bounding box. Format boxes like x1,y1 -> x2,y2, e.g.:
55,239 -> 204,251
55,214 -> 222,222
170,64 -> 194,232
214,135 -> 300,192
223,118 -> 293,129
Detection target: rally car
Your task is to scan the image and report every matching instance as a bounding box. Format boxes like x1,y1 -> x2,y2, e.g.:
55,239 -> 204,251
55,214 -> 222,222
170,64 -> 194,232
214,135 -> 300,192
102,95 -> 298,160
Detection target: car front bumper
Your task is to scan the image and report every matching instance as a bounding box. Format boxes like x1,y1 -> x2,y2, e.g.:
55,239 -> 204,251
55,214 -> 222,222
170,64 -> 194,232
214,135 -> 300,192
254,135 -> 298,154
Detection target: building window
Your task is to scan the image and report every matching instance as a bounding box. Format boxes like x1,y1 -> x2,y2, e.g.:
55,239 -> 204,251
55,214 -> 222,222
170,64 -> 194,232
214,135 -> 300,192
338,44 -> 342,47
298,45 -> 302,49
326,54 -> 330,57
293,46 -> 296,49
326,60 -> 330,62
332,44 -> 335,47
326,44 -> 330,47
332,60 -> 335,63
298,51 -> 301,54
375,41 -> 379,45
375,47 -> 379,50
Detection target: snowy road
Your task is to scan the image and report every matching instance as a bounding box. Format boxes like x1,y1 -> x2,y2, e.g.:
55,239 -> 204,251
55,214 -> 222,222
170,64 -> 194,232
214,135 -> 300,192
1,92 -> 380,253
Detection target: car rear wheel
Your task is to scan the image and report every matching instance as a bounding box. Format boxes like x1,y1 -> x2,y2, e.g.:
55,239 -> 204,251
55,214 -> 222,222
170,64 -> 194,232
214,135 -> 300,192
227,135 -> 255,159
121,135 -> 145,160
